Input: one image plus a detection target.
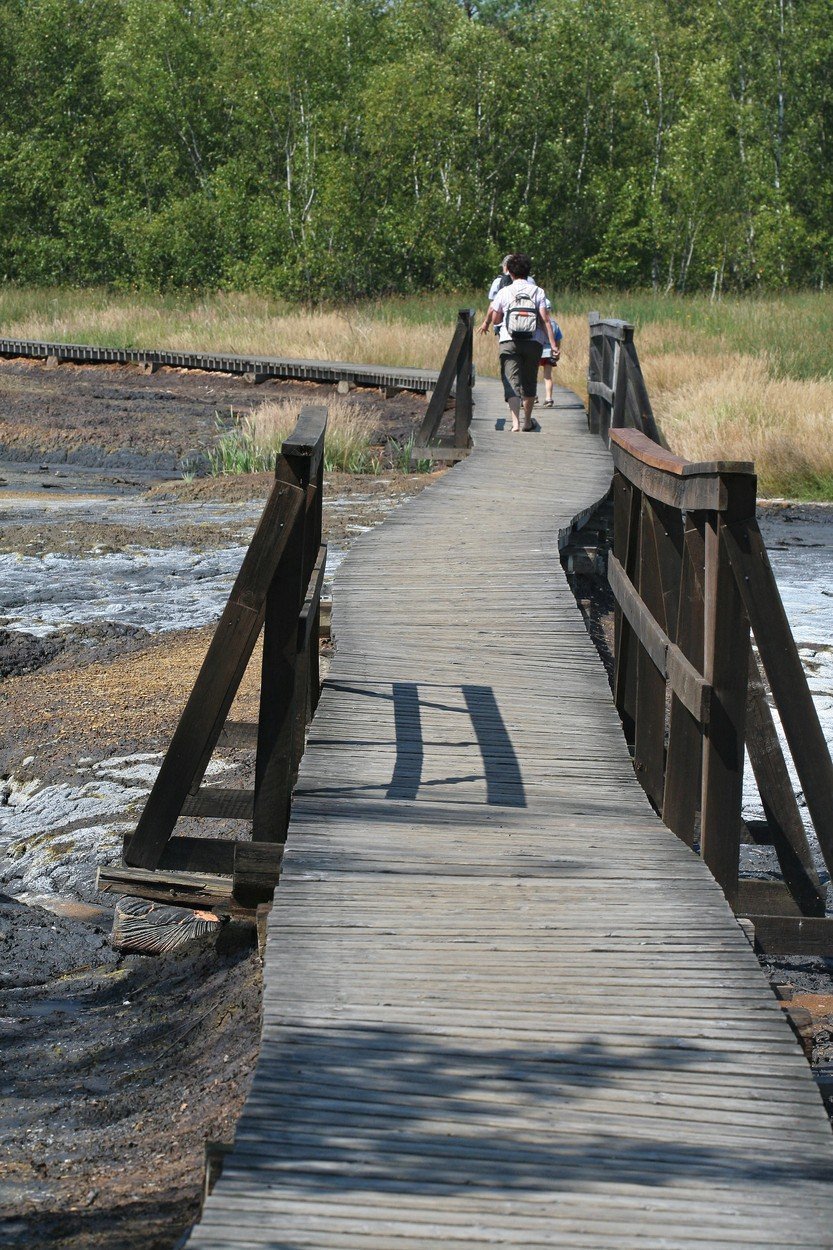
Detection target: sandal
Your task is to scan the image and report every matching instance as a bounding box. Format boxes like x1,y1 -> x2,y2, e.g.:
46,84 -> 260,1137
542,400 -> 554,408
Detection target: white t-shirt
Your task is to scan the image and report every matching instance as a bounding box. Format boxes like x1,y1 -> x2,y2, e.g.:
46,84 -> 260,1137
490,280 -> 550,346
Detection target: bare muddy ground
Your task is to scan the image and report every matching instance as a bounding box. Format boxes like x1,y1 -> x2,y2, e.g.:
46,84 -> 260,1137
0,355 -> 425,482
0,359 -> 439,1248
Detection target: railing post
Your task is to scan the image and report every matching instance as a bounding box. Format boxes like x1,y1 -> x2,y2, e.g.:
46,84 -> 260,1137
253,407 -> 327,843
662,516 -> 707,845
633,497 -> 683,812
416,313 -> 469,448
612,469 -> 641,746
699,473 -> 757,905
454,308 -> 474,448
587,312 -> 603,435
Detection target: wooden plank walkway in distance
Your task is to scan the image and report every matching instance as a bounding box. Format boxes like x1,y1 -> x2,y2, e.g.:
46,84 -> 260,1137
189,376 -> 833,1249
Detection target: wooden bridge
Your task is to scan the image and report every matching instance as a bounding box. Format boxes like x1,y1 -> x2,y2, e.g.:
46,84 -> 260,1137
165,356 -> 833,1243
10,312 -> 817,1243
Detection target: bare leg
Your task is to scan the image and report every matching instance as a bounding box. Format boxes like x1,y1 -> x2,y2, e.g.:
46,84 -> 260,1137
521,396 -> 535,429
508,396 -> 522,431
543,362 -> 553,403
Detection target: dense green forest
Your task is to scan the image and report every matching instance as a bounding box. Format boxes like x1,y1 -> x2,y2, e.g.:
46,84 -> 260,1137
0,0 -> 830,297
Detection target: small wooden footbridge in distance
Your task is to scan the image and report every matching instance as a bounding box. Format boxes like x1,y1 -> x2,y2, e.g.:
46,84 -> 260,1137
11,316 -> 833,1245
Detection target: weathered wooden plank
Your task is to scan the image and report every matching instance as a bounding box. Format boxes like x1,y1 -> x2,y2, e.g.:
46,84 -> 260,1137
181,788 -> 255,820
608,553 -> 709,723
587,379 -> 615,403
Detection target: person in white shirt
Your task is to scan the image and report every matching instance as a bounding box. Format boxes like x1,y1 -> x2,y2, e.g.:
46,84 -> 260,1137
477,253 -> 558,432
487,256 -> 513,302
539,298 -> 563,407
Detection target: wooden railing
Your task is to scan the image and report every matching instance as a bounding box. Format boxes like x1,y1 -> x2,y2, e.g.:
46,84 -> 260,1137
587,313 -> 663,445
414,308 -> 474,459
610,427 -> 833,954
97,406 -> 328,914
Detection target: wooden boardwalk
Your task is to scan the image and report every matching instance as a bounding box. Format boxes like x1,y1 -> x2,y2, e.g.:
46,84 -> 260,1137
189,377 -> 833,1249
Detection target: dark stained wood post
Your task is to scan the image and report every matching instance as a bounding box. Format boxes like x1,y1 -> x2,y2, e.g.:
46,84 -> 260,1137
253,407 -> 327,844
309,453 -> 325,717
612,470 -> 641,747
662,516 -> 707,845
745,653 -> 826,914
124,478 -> 305,870
699,472 -> 757,905
454,309 -> 474,448
633,496 -> 673,809
416,314 -> 468,448
587,313 -> 603,435
723,516 -> 833,881
587,315 -> 663,446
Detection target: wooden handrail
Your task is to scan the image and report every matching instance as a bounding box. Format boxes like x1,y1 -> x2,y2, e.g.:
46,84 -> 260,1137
587,314 -> 663,446
109,404 -> 330,910
415,309 -> 475,451
604,351 -> 833,951
610,428 -> 754,480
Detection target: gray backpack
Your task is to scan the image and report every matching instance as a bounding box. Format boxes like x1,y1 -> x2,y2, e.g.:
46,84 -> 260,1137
505,286 -> 539,339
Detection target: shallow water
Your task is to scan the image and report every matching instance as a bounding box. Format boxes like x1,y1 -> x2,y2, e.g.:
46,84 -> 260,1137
742,516 -> 833,856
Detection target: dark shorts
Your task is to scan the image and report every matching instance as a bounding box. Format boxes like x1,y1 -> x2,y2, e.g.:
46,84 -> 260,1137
499,340 -> 543,400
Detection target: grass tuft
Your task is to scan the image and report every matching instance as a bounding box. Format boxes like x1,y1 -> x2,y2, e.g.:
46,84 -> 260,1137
207,398 -> 382,477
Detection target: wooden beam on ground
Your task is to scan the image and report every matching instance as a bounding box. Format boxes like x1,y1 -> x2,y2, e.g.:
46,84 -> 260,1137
122,832 -> 237,876
96,865 -> 254,919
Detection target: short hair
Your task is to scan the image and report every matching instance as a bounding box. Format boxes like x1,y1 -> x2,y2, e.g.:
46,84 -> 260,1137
505,253 -> 532,279
501,254 -> 512,269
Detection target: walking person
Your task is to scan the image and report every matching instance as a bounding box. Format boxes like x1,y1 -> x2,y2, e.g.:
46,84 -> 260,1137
487,256 -> 513,336
487,255 -> 513,302
477,253 -> 558,432
539,298 -> 563,407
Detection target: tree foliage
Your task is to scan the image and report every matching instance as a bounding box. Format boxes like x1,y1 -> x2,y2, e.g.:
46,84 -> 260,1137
0,0 -> 830,294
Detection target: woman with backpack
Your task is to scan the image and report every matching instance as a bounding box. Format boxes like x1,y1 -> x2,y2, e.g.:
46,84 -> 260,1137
477,253 -> 559,432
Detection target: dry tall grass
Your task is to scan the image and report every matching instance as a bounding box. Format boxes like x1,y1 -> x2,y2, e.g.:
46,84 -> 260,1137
654,358 -> 833,496
210,396 -> 381,475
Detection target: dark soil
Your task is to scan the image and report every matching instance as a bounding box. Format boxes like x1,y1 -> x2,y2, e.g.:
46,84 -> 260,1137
0,357 -> 426,477
0,896 -> 260,1250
